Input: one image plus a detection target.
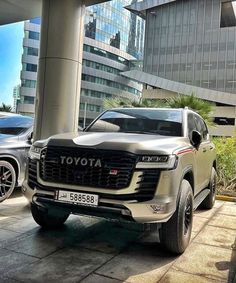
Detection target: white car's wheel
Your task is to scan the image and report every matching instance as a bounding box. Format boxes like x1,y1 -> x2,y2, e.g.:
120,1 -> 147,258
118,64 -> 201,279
0,160 -> 16,202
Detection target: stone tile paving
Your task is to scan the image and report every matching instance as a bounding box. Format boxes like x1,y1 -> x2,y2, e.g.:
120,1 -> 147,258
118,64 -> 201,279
0,194 -> 235,283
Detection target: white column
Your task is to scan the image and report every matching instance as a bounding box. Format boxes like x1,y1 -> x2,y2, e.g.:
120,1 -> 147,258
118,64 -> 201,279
34,0 -> 85,140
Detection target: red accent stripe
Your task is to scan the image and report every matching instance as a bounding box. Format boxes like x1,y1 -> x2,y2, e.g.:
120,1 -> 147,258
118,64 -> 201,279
177,148 -> 194,155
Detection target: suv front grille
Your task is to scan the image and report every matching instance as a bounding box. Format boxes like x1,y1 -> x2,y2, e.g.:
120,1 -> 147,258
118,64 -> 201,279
39,147 -> 138,189
28,159 -> 160,202
28,159 -> 37,189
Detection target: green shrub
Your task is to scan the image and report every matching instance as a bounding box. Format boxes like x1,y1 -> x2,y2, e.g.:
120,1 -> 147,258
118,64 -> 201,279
213,136 -> 236,194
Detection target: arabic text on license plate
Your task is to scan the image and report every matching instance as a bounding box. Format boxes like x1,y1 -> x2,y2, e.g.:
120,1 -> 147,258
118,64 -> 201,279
56,190 -> 98,206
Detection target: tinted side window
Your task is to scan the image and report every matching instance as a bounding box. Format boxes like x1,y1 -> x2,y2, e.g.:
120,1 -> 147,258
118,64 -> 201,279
194,114 -> 208,141
199,119 -> 209,141
202,120 -> 209,140
187,113 -> 197,138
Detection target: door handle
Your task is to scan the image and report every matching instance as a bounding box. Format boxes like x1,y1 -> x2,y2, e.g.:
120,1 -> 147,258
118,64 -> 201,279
209,146 -> 214,150
203,148 -> 207,153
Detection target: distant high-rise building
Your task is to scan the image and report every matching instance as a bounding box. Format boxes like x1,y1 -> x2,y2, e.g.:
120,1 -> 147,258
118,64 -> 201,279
12,84 -> 20,113
17,17 -> 40,116
17,0 -> 145,125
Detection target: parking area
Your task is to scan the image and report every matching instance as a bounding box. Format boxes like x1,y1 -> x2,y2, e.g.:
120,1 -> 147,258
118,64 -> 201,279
0,191 -> 235,283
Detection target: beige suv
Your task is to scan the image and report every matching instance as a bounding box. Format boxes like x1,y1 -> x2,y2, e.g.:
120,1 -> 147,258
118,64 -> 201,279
22,108 -> 216,254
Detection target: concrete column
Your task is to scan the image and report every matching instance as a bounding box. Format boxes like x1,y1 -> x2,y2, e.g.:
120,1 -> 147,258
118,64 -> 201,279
34,0 -> 85,140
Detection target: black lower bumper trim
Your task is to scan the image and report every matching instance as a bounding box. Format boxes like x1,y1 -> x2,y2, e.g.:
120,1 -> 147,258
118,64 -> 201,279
34,196 -> 134,222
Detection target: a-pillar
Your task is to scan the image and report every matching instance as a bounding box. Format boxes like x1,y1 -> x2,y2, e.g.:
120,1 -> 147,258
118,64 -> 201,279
34,0 -> 85,140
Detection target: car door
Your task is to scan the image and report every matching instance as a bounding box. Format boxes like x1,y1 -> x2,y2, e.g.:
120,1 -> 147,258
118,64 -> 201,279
193,115 -> 213,187
17,128 -> 33,183
187,113 -> 207,194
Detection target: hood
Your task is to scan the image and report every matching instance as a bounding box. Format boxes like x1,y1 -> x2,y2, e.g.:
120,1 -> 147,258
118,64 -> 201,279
0,134 -> 31,150
0,134 -> 18,144
36,132 -> 189,155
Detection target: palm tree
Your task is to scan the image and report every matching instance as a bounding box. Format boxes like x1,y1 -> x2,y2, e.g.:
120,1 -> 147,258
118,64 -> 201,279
103,97 -> 164,110
103,94 -> 215,126
0,103 -> 12,112
165,94 -> 215,126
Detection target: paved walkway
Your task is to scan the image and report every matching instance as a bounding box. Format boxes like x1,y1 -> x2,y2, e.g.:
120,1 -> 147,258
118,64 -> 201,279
0,191 -> 235,283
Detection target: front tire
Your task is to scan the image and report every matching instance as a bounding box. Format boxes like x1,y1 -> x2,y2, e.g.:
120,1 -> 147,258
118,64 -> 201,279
160,179 -> 193,254
31,203 -> 70,228
0,160 -> 16,202
201,167 -> 217,209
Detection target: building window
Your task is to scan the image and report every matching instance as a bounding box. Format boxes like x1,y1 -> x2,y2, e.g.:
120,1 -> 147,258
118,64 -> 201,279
220,1 -> 236,28
83,44 -> 129,66
81,74 -> 140,95
22,63 -> 38,72
214,117 -> 235,125
24,47 -> 38,56
81,89 -> 112,99
27,47 -> 39,56
79,102 -> 101,112
29,17 -> 41,25
80,103 -> 85,110
22,79 -> 37,88
28,31 -> 40,40
23,96 -> 35,104
82,59 -> 120,75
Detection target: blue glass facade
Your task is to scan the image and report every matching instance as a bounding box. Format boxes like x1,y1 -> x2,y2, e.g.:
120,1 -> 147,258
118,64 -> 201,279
85,0 -> 145,59
29,17 -> 41,25
18,3 -> 144,124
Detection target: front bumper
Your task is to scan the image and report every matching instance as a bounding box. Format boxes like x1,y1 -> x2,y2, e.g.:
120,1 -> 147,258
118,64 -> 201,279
22,180 -> 176,223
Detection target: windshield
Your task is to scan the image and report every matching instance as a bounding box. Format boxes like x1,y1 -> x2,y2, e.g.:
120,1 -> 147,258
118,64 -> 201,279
0,115 -> 33,136
86,109 -> 183,137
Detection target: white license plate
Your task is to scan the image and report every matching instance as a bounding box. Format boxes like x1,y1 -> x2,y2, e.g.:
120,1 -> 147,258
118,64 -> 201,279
56,190 -> 98,207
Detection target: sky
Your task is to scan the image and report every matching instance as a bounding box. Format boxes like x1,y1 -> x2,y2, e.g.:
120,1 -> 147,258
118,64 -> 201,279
0,22 -> 24,107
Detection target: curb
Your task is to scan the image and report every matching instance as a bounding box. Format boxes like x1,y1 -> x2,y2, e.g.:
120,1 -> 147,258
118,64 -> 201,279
216,195 -> 236,202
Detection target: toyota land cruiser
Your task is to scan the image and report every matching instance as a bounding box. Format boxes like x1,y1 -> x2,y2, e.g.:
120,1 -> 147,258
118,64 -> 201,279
22,108 -> 216,253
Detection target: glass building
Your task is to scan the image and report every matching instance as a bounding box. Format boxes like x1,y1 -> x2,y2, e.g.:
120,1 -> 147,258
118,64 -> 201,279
17,0 -> 145,125
85,0 -> 144,59
125,0 -> 236,136
143,0 -> 236,94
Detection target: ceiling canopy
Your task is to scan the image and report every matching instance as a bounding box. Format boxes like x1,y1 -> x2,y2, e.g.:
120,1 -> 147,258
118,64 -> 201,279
0,0 -> 110,25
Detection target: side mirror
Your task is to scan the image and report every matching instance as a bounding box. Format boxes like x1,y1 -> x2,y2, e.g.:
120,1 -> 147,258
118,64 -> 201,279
28,132 -> 33,144
191,130 -> 202,148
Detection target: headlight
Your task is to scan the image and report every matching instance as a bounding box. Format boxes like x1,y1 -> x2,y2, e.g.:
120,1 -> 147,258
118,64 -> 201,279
136,155 -> 178,169
29,145 -> 42,160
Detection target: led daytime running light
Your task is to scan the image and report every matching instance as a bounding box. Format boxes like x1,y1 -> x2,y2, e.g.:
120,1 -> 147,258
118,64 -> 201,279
141,156 -> 169,163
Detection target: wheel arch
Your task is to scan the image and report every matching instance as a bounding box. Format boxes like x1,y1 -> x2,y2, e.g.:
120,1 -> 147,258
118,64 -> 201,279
182,167 -> 194,195
213,160 -> 217,172
0,155 -> 20,183
175,167 -> 195,206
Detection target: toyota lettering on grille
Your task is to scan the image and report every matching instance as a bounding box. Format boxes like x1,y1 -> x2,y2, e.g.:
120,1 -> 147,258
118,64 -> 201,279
60,156 -> 102,167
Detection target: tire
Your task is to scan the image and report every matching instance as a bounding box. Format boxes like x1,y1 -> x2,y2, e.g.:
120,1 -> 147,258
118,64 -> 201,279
31,203 -> 70,229
201,168 -> 217,209
160,179 -> 193,254
0,160 -> 16,202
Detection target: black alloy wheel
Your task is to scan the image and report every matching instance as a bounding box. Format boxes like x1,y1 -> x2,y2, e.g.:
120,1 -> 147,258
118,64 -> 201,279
160,179 -> 193,254
184,195 -> 192,235
201,167 -> 217,209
